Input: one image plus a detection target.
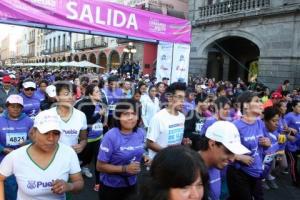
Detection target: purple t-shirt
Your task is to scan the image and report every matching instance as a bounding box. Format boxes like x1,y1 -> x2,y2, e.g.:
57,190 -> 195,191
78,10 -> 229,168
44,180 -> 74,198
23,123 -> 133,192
209,168 -> 221,200
0,113 -> 33,162
284,112 -> 300,152
20,92 -> 40,119
200,117 -> 217,136
183,100 -> 196,115
233,119 -> 266,178
277,116 -> 287,151
103,87 -> 123,115
88,105 -> 103,140
98,127 -> 145,188
34,88 -> 46,102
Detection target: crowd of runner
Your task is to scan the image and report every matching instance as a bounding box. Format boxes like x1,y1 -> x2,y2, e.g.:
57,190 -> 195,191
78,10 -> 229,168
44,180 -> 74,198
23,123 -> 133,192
0,66 -> 299,200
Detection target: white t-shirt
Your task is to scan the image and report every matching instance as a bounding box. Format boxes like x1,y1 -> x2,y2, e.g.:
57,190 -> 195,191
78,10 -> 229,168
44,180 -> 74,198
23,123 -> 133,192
141,95 -> 160,128
48,107 -> 87,146
147,108 -> 185,159
0,143 -> 81,200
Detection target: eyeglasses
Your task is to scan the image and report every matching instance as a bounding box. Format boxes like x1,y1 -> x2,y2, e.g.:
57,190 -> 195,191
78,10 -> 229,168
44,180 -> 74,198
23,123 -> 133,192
173,95 -> 185,101
24,88 -> 35,91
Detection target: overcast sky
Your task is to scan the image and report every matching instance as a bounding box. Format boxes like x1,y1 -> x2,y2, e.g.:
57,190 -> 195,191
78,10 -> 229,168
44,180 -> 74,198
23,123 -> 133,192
0,24 -> 27,50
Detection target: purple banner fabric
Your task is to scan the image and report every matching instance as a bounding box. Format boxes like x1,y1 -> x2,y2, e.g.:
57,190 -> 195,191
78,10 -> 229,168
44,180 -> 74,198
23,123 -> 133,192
0,0 -> 191,43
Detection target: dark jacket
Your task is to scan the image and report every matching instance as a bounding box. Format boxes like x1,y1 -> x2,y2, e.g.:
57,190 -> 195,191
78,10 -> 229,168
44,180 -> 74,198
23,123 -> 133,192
74,97 -> 103,125
0,85 -> 18,109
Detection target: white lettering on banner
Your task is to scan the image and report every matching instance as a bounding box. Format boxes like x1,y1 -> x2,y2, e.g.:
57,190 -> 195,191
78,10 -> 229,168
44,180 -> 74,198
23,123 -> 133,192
80,4 -> 94,23
66,2 -> 138,30
29,0 -> 56,8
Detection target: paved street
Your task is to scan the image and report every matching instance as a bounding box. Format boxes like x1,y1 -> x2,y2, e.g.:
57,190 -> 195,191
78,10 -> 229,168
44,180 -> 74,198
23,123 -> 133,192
73,169 -> 300,200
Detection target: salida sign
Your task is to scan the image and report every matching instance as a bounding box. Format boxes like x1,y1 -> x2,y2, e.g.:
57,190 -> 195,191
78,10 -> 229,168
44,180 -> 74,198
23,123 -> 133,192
0,0 -> 191,43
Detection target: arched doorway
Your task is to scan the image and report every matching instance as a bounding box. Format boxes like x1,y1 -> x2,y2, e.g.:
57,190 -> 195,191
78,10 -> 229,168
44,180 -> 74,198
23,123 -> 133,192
62,56 -> 66,61
67,56 -> 72,62
205,36 -> 260,82
53,58 -> 56,62
81,54 -> 87,61
109,51 -> 120,70
99,52 -> 107,72
89,53 -> 97,72
89,53 -> 96,64
74,55 -> 79,62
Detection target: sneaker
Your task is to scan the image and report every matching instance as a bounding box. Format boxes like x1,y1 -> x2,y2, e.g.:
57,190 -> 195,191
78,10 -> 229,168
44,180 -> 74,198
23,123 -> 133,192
262,180 -> 270,190
94,184 -> 100,192
268,179 -> 279,189
82,167 -> 93,178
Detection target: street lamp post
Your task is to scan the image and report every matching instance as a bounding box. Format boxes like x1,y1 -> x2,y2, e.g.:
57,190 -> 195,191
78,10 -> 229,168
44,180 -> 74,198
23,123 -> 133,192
123,42 -> 137,62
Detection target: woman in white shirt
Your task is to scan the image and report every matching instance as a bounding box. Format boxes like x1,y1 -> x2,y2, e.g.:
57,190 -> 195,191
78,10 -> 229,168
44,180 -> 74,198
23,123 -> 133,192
141,85 -> 160,129
0,110 -> 84,200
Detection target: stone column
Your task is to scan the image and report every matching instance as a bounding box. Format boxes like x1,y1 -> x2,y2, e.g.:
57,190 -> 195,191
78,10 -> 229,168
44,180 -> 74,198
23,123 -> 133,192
222,54 -> 230,80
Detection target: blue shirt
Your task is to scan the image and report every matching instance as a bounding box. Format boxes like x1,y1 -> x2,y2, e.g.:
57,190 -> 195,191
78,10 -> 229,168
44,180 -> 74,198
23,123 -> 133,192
208,168 -> 221,200
103,87 -> 123,115
88,105 -> 103,141
20,92 -> 40,119
98,128 -> 145,188
284,112 -> 300,152
34,88 -> 46,101
0,112 -> 33,162
200,117 -> 218,136
233,119 -> 266,178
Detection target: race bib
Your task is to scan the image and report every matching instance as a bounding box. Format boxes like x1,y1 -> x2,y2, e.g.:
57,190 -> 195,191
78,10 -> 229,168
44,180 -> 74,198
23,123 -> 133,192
108,105 -> 116,111
195,122 -> 204,133
92,122 -> 103,132
6,132 -> 27,146
263,153 -> 276,164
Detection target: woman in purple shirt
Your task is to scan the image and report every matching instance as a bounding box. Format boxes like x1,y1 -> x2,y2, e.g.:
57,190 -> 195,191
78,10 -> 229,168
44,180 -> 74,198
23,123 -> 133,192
227,91 -> 271,200
96,99 -> 150,200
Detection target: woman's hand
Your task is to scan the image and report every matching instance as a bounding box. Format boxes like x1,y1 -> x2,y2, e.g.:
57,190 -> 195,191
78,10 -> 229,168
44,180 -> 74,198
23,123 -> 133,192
143,155 -> 152,167
259,137 -> 271,147
125,162 -> 141,175
51,179 -> 73,194
235,154 -> 254,166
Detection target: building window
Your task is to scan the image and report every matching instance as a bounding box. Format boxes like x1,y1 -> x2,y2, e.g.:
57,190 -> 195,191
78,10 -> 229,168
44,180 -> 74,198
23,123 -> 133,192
63,34 -> 66,49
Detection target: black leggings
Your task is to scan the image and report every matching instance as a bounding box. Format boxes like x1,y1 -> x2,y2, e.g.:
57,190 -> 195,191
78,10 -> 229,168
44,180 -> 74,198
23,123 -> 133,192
98,184 -> 136,200
78,140 -> 100,184
227,165 -> 264,200
286,150 -> 300,187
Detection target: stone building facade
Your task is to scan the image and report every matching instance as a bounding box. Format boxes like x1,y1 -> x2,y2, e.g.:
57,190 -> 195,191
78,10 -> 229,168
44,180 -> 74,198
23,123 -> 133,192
189,0 -> 300,89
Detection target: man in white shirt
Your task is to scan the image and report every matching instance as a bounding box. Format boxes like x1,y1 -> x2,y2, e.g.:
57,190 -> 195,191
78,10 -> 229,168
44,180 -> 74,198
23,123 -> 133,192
146,82 -> 191,159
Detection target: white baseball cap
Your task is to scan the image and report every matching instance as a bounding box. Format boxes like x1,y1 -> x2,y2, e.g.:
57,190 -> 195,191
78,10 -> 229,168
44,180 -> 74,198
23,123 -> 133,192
6,94 -> 23,106
23,81 -> 36,89
34,110 -> 61,134
205,121 -> 250,155
46,85 -> 56,98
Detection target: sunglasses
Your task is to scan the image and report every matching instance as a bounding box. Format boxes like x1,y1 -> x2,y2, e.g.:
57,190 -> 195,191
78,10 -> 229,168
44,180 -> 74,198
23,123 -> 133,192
24,88 -> 35,91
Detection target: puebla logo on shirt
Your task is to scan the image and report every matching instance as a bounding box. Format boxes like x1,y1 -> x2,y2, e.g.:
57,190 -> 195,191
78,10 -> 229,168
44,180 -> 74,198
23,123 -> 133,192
62,129 -> 78,135
27,180 -> 53,189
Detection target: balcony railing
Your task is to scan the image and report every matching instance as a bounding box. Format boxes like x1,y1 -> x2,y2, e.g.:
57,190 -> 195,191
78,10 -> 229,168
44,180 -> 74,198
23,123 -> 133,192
74,37 -> 107,50
197,0 -> 270,20
42,45 -> 70,55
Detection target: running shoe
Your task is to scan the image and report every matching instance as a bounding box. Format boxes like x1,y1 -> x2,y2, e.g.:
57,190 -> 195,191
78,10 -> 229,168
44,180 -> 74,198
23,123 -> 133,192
82,167 -> 93,178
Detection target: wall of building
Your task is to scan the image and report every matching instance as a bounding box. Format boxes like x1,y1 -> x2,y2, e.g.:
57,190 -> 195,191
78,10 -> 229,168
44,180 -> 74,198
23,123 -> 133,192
189,0 -> 300,89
